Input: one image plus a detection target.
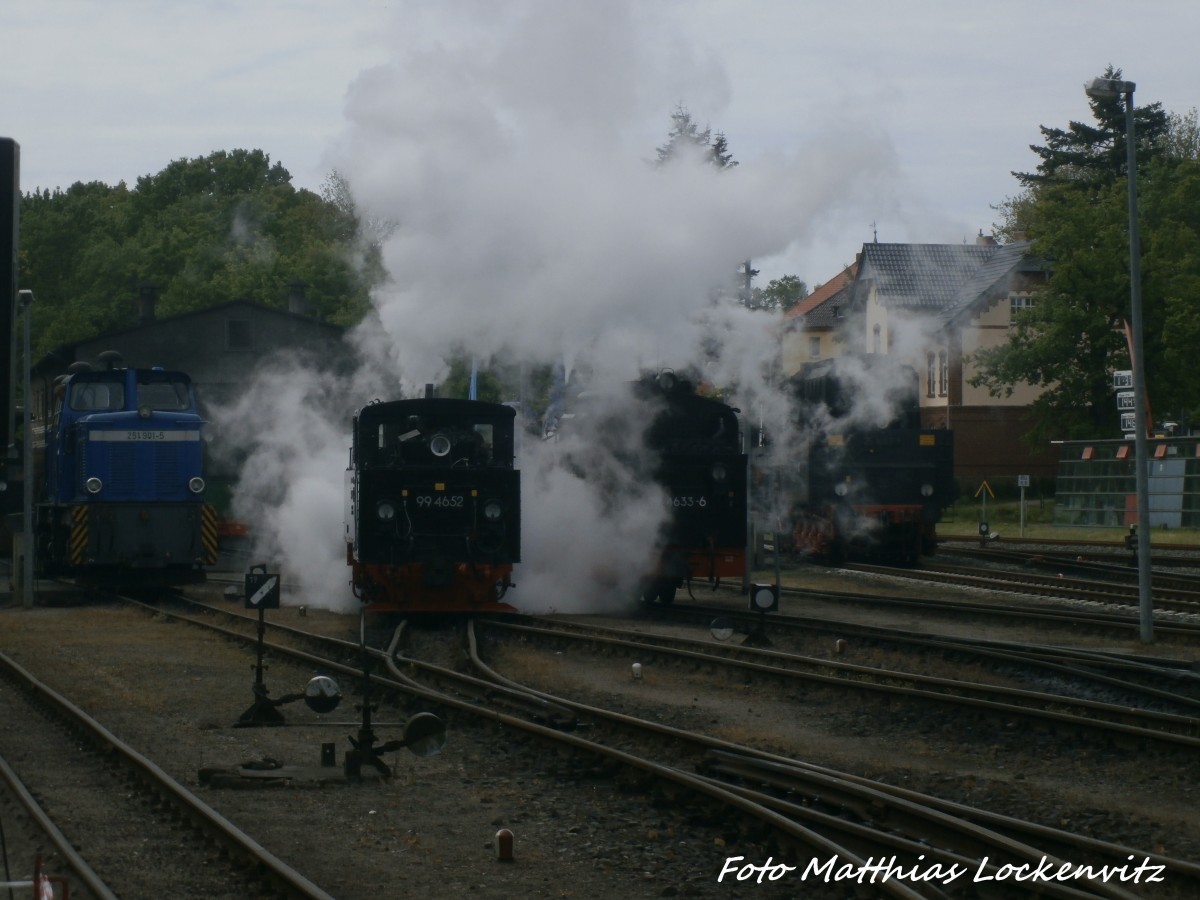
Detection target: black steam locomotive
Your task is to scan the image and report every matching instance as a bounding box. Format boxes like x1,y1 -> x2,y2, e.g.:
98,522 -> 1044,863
344,396 -> 521,613
635,371 -> 748,604
787,355 -> 955,564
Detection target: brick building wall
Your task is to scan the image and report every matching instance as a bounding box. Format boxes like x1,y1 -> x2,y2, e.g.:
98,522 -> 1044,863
923,405 -> 1059,486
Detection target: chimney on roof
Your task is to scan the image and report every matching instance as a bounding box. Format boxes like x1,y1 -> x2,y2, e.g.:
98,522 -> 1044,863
287,279 -> 310,317
137,281 -> 157,324
976,230 -> 997,246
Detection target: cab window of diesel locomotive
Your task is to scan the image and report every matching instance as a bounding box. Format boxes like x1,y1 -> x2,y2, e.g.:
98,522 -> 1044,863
69,381 -> 124,411
136,377 -> 191,410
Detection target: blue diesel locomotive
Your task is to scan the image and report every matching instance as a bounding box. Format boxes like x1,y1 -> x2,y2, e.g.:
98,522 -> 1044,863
33,360 -> 217,585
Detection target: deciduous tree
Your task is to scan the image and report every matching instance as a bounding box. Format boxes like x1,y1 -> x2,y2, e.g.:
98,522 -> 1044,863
975,68 -> 1195,440
19,150 -> 381,357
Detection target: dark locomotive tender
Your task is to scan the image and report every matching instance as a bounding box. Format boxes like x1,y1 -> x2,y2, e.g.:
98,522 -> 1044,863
345,396 -> 520,613
32,356 -> 218,585
635,371 -> 748,604
787,355 -> 956,565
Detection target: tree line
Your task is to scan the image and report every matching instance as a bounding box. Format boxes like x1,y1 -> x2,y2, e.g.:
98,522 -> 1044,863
16,83 -> 1200,442
16,120 -> 806,370
17,149 -> 383,359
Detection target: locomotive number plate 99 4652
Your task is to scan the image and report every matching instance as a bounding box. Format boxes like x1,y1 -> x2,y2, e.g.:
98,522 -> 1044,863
415,494 -> 465,508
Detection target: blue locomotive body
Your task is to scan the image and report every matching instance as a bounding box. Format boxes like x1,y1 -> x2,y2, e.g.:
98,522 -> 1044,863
35,365 -> 217,584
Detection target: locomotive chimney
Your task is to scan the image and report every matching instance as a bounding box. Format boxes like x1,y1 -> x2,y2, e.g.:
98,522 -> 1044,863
287,279 -> 310,317
424,383 -> 435,399
137,281 -> 157,324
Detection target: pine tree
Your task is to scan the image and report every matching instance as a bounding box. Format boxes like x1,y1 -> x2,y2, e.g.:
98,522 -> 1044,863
655,104 -> 737,170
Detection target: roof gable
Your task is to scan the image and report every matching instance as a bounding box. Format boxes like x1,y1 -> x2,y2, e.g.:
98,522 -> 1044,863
783,261 -> 857,329
856,241 -> 1033,313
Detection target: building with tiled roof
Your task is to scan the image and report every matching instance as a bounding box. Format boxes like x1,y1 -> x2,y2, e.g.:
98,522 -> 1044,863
779,261 -> 856,373
781,234 -> 1057,481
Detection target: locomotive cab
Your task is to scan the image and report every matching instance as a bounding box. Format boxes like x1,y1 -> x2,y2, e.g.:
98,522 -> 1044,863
33,363 -> 217,583
787,355 -> 956,565
634,372 -> 749,604
346,398 -> 521,613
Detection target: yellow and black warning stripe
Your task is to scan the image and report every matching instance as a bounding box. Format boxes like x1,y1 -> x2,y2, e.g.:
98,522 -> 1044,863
201,504 -> 219,565
69,506 -> 89,567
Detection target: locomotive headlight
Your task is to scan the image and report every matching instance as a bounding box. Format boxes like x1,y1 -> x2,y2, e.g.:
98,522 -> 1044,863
86,477 -> 103,494
711,463 -> 727,483
920,483 -> 934,497
429,434 -> 452,457
483,499 -> 503,521
834,482 -> 849,497
377,500 -> 397,521
188,477 -> 206,494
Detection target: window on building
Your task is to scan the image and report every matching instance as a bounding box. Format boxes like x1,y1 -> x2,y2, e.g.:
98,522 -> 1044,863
926,353 -> 935,398
808,335 -> 821,358
1010,293 -> 1036,324
872,324 -> 881,353
938,351 -> 948,396
227,319 -> 252,350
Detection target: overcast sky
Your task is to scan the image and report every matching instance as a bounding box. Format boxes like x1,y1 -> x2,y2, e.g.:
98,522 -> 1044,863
4,1 -> 1198,287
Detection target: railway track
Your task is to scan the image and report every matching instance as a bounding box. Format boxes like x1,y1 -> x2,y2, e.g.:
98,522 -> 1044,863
647,598 -> 1200,707
0,646 -> 335,900
0,752 -> 110,900
464,617 -> 1200,899
767,575 -> 1200,641
9,580 -> 1197,897
891,560 -> 1200,614
939,534 -> 1200,568
490,616 -> 1200,750
938,544 -> 1200,591
148,593 -> 1200,898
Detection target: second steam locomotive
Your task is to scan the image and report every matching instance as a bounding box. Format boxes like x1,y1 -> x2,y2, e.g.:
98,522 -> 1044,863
786,355 -> 956,564
633,371 -> 748,604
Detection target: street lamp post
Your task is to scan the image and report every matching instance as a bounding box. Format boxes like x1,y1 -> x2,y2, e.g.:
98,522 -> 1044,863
1085,75 -> 1153,642
18,288 -> 32,608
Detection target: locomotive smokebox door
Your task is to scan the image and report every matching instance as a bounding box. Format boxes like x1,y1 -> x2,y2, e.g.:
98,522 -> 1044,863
245,565 -> 281,610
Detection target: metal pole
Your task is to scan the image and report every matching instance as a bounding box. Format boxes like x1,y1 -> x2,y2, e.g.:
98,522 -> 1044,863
19,288 -> 32,607
1122,89 -> 1154,643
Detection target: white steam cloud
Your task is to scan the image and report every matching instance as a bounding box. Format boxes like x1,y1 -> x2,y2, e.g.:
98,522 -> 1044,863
215,0 -> 903,612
